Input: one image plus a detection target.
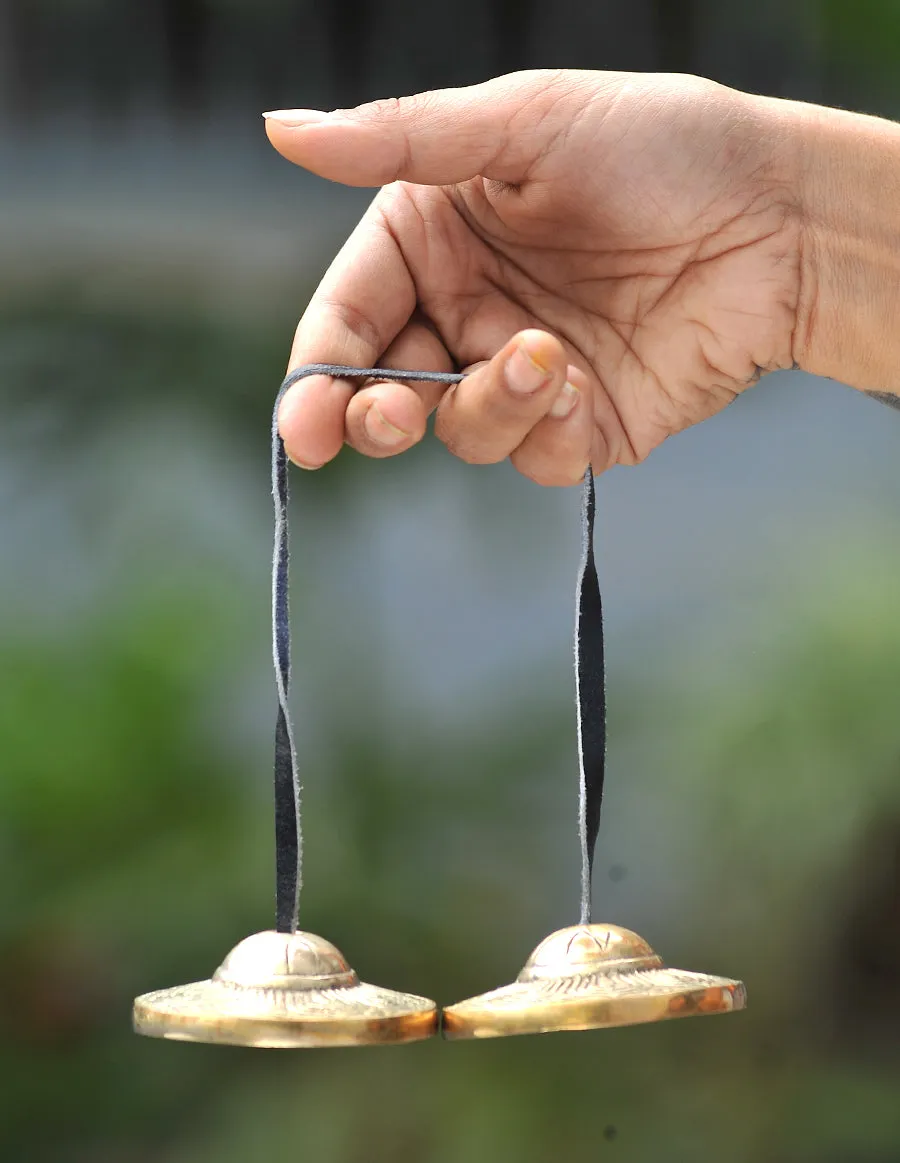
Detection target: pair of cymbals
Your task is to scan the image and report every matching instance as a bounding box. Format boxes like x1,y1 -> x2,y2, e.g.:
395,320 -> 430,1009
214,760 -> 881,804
133,923 -> 746,1048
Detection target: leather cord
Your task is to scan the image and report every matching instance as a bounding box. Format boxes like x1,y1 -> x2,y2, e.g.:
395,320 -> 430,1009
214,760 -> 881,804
575,466 -> 605,923
271,364 -> 605,932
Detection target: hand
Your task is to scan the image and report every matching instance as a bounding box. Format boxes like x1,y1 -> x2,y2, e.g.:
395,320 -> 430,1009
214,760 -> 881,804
265,70 -> 804,484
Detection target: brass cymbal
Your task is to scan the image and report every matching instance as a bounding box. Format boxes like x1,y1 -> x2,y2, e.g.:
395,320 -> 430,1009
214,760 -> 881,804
133,930 -> 438,1048
442,923 -> 746,1040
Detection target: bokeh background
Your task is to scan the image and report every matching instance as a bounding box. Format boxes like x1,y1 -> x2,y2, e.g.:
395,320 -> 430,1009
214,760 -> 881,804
2,2 -> 900,1161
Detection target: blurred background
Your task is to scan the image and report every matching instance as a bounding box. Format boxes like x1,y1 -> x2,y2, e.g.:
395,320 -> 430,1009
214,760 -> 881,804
2,2 -> 900,1161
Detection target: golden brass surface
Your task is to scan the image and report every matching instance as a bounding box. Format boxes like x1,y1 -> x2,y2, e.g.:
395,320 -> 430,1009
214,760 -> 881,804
133,930 -> 438,1048
442,923 -> 746,1040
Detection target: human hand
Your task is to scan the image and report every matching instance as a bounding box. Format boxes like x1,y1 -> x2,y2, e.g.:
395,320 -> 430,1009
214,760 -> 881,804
264,70 -> 807,484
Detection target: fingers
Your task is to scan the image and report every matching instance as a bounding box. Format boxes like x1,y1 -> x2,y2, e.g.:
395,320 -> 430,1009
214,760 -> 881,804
435,330 -> 593,485
284,314 -> 596,483
343,317 -> 455,458
278,198 -> 416,468
510,365 -> 594,486
263,70 -> 583,187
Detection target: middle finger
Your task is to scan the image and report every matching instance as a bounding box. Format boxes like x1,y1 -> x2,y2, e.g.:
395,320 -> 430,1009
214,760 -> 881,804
434,329 -> 570,464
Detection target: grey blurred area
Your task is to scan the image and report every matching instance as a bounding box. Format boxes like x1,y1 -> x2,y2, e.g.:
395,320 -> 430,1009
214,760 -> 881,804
1,3 -> 900,1162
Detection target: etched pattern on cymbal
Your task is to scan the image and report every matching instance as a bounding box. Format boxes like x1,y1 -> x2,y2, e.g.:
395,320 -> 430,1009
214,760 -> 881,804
442,923 -> 746,1040
141,977 -> 436,1018
473,965 -> 736,1006
133,930 -> 438,1049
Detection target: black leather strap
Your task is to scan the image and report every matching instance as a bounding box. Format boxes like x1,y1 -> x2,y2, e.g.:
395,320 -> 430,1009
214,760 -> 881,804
575,467 -> 605,923
271,365 -> 605,932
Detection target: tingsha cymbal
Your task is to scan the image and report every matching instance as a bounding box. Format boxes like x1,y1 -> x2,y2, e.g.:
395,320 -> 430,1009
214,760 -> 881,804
442,923 -> 746,1040
133,929 -> 438,1048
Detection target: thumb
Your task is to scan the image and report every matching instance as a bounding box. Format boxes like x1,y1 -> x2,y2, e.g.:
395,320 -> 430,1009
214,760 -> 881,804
263,70 -> 580,188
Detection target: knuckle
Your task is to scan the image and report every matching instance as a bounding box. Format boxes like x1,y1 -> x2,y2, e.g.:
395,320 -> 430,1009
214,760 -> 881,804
318,297 -> 383,355
616,438 -> 648,468
350,96 -> 404,122
348,95 -> 425,181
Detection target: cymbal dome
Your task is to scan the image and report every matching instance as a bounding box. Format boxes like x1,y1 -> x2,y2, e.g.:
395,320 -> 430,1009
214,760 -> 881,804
518,924 -> 662,982
214,930 -> 359,991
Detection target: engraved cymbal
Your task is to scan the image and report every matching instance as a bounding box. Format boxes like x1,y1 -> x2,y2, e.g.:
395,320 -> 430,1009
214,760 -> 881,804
442,923 -> 746,1040
133,930 -> 438,1048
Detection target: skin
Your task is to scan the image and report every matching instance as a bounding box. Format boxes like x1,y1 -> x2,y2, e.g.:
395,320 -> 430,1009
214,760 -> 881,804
263,70 -> 900,485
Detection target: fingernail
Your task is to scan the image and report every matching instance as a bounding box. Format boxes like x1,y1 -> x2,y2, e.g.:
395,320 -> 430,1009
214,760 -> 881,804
506,340 -> 551,396
549,381 -> 580,419
365,404 -> 409,447
262,108 -> 335,126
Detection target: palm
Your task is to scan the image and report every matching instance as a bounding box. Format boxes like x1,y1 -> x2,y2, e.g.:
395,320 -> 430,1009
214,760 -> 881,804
384,75 -> 801,463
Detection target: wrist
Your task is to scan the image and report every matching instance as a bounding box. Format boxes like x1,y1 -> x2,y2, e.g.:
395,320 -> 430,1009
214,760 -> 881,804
776,97 -> 900,393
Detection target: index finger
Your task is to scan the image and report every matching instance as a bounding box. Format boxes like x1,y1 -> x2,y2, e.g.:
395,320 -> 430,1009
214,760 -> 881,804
279,194 -> 417,468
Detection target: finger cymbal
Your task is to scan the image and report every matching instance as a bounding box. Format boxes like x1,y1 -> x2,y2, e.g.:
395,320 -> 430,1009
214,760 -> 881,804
134,929 -> 438,1049
442,923 -> 746,1040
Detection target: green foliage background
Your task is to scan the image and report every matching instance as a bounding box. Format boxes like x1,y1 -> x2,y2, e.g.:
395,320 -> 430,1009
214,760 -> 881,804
1,295 -> 899,1163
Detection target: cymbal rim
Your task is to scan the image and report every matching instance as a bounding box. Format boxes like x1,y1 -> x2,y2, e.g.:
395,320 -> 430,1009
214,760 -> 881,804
441,972 -> 747,1040
133,978 -> 439,1048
